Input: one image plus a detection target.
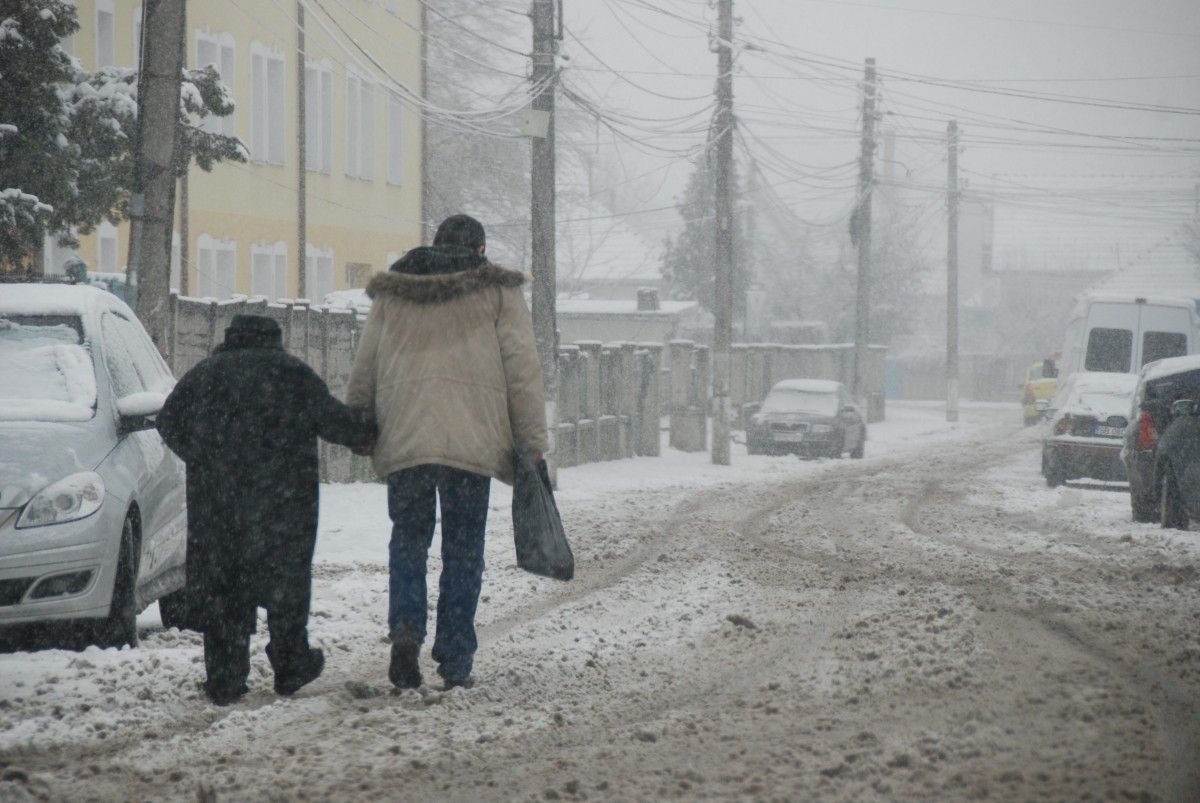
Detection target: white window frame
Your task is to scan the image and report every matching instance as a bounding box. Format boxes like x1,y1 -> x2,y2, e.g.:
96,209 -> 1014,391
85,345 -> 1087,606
250,41 -> 285,165
305,58 -> 333,173
251,240 -> 289,301
386,90 -> 404,186
133,7 -> 143,71
196,30 -> 236,137
345,68 -> 375,180
43,232 -> 79,276
95,0 -> 115,69
170,230 -> 181,292
196,234 -> 238,300
305,244 -> 334,304
97,222 -> 119,275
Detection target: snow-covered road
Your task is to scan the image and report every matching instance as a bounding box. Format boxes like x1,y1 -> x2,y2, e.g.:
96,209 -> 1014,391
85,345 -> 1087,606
2,402 -> 1198,802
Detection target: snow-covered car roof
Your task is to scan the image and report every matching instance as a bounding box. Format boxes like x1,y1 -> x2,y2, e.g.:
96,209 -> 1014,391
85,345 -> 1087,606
768,378 -> 843,395
1138,354 -> 1200,384
0,282 -> 129,317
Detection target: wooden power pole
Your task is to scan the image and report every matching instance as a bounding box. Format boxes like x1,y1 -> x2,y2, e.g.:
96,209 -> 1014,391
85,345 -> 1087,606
711,0 -> 734,466
852,57 -> 876,402
297,0 -> 307,299
946,120 -> 960,423
531,0 -> 560,476
129,0 -> 186,356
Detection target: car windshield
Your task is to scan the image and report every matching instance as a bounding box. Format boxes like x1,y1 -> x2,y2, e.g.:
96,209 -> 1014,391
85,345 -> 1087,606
0,315 -> 96,422
760,388 -> 839,416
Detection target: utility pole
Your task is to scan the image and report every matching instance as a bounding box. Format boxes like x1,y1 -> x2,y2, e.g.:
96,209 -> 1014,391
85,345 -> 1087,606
711,0 -> 734,466
420,0 -> 432,243
129,0 -> 186,356
946,120 -> 960,423
297,0 -> 307,299
852,57 -> 876,403
531,0 -> 560,477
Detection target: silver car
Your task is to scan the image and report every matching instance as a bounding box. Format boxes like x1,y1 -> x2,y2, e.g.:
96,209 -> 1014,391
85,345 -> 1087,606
0,283 -> 187,647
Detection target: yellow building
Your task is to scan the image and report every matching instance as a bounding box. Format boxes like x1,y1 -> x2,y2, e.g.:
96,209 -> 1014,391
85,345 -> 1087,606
51,0 -> 423,302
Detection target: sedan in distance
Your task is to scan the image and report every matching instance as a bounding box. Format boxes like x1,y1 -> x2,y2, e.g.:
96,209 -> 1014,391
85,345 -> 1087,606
1041,371 -> 1138,488
746,379 -> 866,459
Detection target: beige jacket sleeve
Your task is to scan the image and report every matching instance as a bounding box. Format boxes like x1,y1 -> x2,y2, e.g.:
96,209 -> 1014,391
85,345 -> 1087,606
346,302 -> 382,410
497,286 -> 550,452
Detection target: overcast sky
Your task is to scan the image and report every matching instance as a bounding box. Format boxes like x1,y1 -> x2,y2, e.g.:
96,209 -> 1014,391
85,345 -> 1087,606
560,0 -> 1200,250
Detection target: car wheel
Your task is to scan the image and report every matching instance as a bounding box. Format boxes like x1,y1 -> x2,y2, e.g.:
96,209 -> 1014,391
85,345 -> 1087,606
92,515 -> 140,649
158,588 -> 189,630
1160,468 -> 1189,530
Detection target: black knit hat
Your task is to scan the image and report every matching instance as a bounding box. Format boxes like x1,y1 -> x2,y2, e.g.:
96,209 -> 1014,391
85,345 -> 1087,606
223,314 -> 282,349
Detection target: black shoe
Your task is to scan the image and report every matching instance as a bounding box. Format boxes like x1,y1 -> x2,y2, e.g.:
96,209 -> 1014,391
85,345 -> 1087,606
274,648 -> 325,696
442,676 -> 474,691
389,643 -> 422,689
205,682 -> 248,706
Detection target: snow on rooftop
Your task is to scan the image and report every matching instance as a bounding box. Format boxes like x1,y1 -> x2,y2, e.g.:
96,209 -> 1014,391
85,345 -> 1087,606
989,174 -> 1198,276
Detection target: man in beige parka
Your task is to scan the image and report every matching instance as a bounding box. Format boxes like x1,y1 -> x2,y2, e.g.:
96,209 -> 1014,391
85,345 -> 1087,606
346,214 -> 549,691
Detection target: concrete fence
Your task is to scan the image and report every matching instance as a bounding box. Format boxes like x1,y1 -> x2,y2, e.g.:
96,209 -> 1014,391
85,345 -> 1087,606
664,341 -> 888,452
553,341 -> 664,468
166,293 -> 887,477
167,293 -> 367,483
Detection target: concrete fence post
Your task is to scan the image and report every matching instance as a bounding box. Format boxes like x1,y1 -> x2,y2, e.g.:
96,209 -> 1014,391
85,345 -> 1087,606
618,342 -> 637,458
636,342 -> 663,456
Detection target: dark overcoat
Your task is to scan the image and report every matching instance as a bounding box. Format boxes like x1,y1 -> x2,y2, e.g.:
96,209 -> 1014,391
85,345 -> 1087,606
157,319 -> 375,633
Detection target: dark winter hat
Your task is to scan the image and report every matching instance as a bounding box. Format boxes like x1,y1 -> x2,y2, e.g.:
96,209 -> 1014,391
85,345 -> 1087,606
223,314 -> 282,349
433,214 -> 486,251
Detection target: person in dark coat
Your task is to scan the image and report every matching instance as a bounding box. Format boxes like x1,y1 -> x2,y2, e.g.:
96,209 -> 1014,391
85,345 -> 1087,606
157,314 -> 376,705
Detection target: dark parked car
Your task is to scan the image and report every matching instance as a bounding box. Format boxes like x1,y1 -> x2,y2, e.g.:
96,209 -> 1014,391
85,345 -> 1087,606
1154,398 -> 1200,529
1041,371 -> 1137,488
746,379 -> 866,459
1121,355 -> 1200,522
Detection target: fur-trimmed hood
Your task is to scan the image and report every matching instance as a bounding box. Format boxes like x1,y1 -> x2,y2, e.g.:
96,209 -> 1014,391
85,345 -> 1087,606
366,245 -> 527,305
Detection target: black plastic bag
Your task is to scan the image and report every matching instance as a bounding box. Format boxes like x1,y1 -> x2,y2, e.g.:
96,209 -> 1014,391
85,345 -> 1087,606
511,449 -> 574,581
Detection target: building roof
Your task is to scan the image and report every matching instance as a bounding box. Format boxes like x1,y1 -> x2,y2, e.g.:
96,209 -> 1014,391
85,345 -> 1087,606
988,174 -> 1198,276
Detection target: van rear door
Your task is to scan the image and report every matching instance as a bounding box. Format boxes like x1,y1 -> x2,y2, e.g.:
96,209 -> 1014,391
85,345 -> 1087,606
1084,303 -> 1137,372
1139,304 -> 1190,367
1084,301 -> 1194,372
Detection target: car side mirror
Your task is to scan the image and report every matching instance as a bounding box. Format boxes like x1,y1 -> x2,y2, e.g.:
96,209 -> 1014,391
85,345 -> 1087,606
1042,359 -> 1058,379
1170,399 -> 1196,418
841,404 -> 857,414
116,391 -> 165,437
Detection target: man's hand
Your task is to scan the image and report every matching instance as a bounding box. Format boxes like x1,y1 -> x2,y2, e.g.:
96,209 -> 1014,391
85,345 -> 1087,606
531,451 -> 543,464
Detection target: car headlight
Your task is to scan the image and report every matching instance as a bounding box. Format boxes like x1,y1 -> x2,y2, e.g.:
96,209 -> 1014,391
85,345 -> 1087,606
16,472 -> 105,529
811,424 -> 833,433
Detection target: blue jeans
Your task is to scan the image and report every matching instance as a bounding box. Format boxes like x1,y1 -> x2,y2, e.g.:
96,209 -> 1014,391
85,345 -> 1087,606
387,465 -> 490,681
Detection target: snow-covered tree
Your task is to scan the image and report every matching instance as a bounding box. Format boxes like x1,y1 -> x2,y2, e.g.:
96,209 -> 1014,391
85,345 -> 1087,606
798,200 -> 932,346
422,0 -> 531,261
0,0 -> 243,273
660,154 -> 749,314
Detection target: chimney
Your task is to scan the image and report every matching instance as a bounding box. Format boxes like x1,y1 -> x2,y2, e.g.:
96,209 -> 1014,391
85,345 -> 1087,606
637,287 -> 660,311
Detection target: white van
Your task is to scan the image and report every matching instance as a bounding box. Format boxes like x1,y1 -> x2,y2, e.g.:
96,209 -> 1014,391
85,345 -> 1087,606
1055,293 -> 1199,379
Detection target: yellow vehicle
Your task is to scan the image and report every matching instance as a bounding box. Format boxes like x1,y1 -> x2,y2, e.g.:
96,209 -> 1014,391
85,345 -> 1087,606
1022,358 -> 1059,426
